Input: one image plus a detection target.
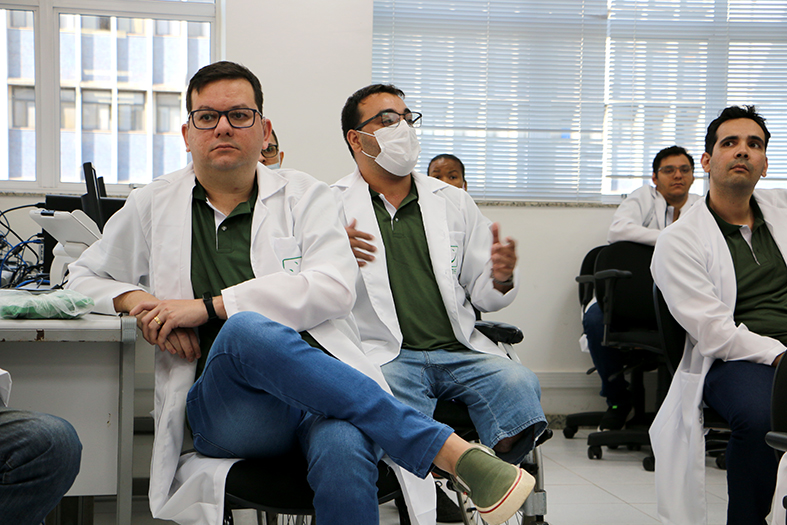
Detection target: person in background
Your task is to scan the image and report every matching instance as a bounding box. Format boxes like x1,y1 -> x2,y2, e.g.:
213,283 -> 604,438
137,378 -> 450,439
0,367 -> 82,525
583,145 -> 700,430
259,128 -> 284,168
428,154 -> 467,190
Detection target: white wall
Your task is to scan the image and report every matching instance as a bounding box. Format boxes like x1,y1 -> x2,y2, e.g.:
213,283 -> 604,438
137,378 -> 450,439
0,0 -> 622,415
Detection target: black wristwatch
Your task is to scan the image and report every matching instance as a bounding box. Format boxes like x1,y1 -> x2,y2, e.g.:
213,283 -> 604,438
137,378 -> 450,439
202,292 -> 218,321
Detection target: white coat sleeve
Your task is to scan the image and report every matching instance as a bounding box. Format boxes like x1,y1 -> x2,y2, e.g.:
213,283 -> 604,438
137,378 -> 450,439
458,192 -> 518,313
607,193 -> 660,246
65,189 -> 152,314
222,181 -> 358,333
652,225 -> 785,365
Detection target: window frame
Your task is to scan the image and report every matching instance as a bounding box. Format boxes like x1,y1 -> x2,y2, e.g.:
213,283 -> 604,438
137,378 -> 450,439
0,0 -> 220,195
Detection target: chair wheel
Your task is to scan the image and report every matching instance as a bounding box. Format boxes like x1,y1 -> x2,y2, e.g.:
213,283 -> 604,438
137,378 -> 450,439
643,455 -> 655,472
716,454 -> 726,470
563,426 -> 577,439
588,445 -> 603,460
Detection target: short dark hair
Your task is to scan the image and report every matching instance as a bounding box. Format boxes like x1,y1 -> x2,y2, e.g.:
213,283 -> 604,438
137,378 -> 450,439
428,154 -> 466,181
341,84 -> 405,155
705,105 -> 770,154
652,146 -> 694,175
186,61 -> 263,114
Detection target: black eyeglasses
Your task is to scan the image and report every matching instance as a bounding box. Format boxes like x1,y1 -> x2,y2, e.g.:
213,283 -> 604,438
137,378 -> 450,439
189,108 -> 262,130
354,110 -> 422,131
261,143 -> 279,158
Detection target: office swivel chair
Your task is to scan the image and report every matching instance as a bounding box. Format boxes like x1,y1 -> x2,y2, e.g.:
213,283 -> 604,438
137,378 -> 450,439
766,356 -> 787,524
653,285 -> 730,471
224,320 -> 551,525
564,242 -> 668,470
563,245 -> 607,437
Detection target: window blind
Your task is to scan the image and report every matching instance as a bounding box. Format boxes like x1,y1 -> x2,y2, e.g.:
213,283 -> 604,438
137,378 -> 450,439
372,0 -> 787,201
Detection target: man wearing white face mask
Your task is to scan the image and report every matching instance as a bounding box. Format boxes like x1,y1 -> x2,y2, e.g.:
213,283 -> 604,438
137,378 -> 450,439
332,85 -> 547,513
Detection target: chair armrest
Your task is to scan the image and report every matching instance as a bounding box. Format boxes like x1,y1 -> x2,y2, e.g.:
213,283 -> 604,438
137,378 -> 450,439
475,320 -> 524,345
575,275 -> 594,284
594,269 -> 632,281
766,431 -> 787,452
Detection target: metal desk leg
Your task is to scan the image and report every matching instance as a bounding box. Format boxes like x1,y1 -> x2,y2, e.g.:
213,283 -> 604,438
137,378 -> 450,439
117,317 -> 136,525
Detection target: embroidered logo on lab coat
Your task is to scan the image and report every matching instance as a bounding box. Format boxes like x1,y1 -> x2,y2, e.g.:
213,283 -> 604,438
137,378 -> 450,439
282,257 -> 302,274
451,245 -> 459,275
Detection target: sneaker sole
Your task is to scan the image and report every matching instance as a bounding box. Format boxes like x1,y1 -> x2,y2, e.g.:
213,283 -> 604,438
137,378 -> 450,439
476,468 -> 535,525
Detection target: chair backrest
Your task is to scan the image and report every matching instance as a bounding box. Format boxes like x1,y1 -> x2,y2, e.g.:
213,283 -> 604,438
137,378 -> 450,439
653,285 -> 687,377
577,245 -> 606,308
594,241 -> 657,333
772,354 -> 787,434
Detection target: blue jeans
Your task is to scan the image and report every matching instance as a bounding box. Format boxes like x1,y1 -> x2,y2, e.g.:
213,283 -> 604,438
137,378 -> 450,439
0,408 -> 82,525
704,359 -> 777,525
583,302 -> 631,407
186,312 -> 453,525
381,347 -> 547,465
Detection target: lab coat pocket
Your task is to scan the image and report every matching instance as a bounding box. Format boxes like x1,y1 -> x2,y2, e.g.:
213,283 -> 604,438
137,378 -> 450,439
675,369 -> 703,437
449,231 -> 465,276
272,236 -> 303,275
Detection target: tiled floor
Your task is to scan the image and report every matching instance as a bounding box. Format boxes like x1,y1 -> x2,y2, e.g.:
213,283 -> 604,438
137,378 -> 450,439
94,428 -> 732,524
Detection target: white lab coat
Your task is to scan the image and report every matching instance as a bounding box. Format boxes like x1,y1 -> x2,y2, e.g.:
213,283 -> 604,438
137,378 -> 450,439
66,163 -> 435,525
650,190 -> 787,525
608,185 -> 701,246
331,169 -> 518,366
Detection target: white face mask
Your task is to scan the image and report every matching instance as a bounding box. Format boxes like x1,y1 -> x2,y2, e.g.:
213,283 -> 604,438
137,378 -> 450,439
266,161 -> 281,170
359,119 -> 421,177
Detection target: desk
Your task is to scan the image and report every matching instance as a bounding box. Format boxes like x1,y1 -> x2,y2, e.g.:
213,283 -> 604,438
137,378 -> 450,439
0,314 -> 136,525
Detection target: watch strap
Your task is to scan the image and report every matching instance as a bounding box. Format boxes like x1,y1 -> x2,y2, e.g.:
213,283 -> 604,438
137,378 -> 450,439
202,292 -> 218,320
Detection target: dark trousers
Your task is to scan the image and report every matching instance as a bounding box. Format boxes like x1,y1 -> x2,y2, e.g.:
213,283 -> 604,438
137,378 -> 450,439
704,359 -> 778,525
583,302 -> 631,406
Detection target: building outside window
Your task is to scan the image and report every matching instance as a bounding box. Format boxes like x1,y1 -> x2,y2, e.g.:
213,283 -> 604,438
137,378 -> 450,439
0,0 -> 215,190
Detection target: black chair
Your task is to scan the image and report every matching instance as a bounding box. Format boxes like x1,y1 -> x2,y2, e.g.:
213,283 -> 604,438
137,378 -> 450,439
224,320 -> 551,525
563,245 -> 608,438
766,355 -> 787,523
653,285 -> 730,471
224,453 -> 406,524
564,242 -> 669,471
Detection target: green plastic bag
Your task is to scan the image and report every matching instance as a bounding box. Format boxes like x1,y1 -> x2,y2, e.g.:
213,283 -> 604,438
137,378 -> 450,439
0,289 -> 95,319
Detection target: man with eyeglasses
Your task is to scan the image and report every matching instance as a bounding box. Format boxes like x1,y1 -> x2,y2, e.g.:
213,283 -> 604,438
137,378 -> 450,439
582,145 -> 701,430
65,62 -> 536,525
259,127 -> 284,169
332,84 -> 547,519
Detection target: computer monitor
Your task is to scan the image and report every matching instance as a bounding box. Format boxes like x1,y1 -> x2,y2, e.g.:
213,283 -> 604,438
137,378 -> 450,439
79,162 -> 125,233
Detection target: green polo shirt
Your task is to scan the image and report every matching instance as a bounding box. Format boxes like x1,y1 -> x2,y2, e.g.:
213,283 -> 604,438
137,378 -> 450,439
371,184 -> 465,351
191,180 -> 257,379
708,195 -> 787,346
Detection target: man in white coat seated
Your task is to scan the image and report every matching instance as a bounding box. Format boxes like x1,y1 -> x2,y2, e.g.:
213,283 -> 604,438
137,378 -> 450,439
65,61 -> 534,525
651,105 -> 783,525
333,84 -> 547,478
584,145 -> 700,430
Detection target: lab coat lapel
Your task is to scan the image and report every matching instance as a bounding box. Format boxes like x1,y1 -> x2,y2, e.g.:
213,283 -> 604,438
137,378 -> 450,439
343,170 -> 403,343
150,167 -> 196,300
249,164 -> 284,261
757,192 -> 787,261
413,173 -> 461,323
